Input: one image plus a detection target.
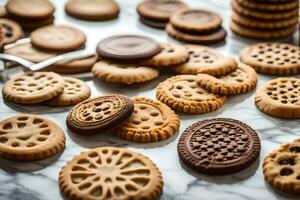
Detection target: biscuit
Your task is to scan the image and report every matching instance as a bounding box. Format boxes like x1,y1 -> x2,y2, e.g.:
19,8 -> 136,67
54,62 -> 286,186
92,60 -> 159,85
59,147 -> 163,200
156,75 -> 226,114
15,15 -> 55,30
255,77 -> 300,118
2,72 -> 65,104
139,16 -> 167,29
196,62 -> 257,95
0,18 -> 23,45
235,0 -> 299,11
115,97 -> 180,143
0,114 -> 65,161
0,5 -> 8,18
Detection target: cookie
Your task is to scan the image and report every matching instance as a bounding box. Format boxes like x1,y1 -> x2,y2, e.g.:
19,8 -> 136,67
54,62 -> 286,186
45,77 -> 91,106
156,75 -> 226,114
255,77 -> 300,118
178,118 -> 261,175
66,95 -> 134,134
139,16 -> 167,29
92,60 -> 159,85
141,43 -> 189,67
0,18 -> 23,45
170,45 -> 237,76
240,42 -> 300,75
235,0 -> 299,11
97,35 -> 161,61
166,23 -> 227,45
196,62 -> 257,95
263,138 -> 300,195
115,97 -> 180,143
170,9 -> 222,33
15,15 -> 55,30
2,72 -> 65,104
0,114 -> 65,161
65,0 -> 119,21
59,147 -> 163,200
0,5 -> 8,17
30,25 -> 86,52
137,0 -> 188,21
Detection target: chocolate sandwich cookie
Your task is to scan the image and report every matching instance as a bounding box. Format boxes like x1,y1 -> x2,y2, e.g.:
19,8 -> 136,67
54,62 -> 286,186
0,18 -> 23,45
139,16 -> 167,29
178,118 -> 261,175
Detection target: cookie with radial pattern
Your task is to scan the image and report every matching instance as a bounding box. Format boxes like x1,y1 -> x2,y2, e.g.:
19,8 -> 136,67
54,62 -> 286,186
0,114 -> 65,161
115,97 -> 180,143
59,147 -> 163,200
263,138 -> 300,195
156,75 -> 226,114
66,95 -> 134,134
235,0 -> 299,11
196,62 -> 257,95
0,18 -> 23,45
178,118 -> 261,175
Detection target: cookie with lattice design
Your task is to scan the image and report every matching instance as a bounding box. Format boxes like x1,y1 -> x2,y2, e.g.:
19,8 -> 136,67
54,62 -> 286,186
115,97 -> 180,143
59,147 -> 163,200
178,118 -> 261,175
240,43 -> 300,75
0,114 -> 65,161
263,138 -> 300,195
196,62 -> 257,95
2,72 -> 65,104
255,77 -> 300,118
156,75 -> 226,114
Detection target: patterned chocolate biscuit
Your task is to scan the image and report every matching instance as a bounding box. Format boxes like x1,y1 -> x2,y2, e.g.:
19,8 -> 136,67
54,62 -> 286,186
240,42 -> 300,75
0,114 -> 65,161
59,147 -> 163,200
178,118 -> 261,175
171,45 -> 237,76
66,95 -> 134,134
115,97 -> 180,143
235,0 -> 299,11
0,18 -> 23,45
92,60 -> 159,85
156,75 -> 226,114
196,62 -> 257,95
2,72 -> 65,104
263,138 -> 300,195
255,77 -> 300,118
139,16 -> 167,29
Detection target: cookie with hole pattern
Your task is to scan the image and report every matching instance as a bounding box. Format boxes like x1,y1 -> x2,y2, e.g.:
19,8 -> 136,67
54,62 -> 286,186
196,62 -> 257,95
0,18 -> 23,45
2,72 -> 65,104
45,77 -> 91,106
170,45 -> 237,76
0,114 -> 65,161
178,118 -> 261,175
235,0 -> 299,11
240,43 -> 300,75
115,97 -> 180,143
263,138 -> 300,195
67,95 -> 134,135
59,147 -> 163,200
255,77 -> 300,118
156,75 -> 226,114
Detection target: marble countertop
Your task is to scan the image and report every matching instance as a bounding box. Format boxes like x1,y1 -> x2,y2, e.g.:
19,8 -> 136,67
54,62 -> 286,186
0,0 -> 300,199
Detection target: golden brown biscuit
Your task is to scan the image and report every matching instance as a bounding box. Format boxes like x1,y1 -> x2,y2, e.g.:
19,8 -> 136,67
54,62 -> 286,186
235,0 -> 299,11
0,18 -> 23,45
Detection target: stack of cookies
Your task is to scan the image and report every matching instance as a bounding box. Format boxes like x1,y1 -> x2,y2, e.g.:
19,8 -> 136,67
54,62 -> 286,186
231,0 -> 299,39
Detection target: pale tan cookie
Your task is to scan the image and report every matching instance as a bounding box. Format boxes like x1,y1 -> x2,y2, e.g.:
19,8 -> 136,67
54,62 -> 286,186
196,62 -> 257,95
263,138 -> 300,195
170,45 -> 237,76
45,77 -> 91,106
115,97 -> 180,143
0,18 -> 23,45
0,114 -> 65,161
141,43 -> 189,67
2,72 -> 65,104
240,42 -> 300,75
255,77 -> 300,118
0,5 -> 8,18
59,147 -> 163,200
156,75 -> 226,114
92,60 -> 159,85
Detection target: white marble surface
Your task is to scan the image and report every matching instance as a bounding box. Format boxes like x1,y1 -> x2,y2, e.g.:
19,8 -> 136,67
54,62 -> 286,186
0,0 -> 300,199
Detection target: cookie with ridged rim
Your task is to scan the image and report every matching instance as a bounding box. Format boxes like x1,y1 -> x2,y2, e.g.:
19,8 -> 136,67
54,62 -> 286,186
235,0 -> 299,11
196,62 -> 257,95
0,114 -> 65,161
0,18 -> 23,45
156,75 -> 226,114
66,95 -> 134,134
59,147 -> 163,200
177,118 -> 261,175
2,72 -> 65,104
115,97 -> 180,143
255,77 -> 300,118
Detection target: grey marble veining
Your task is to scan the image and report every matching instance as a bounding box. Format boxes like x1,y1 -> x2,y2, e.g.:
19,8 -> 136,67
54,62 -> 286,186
0,0 -> 300,199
